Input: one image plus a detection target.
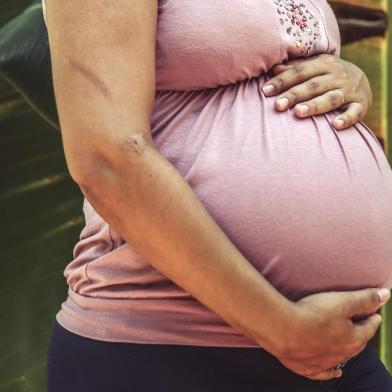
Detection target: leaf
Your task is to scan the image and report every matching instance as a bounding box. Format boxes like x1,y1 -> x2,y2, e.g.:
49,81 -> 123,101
0,2 -> 59,130
0,4 -> 82,392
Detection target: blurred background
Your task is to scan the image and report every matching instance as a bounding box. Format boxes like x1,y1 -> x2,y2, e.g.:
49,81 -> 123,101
0,0 -> 391,390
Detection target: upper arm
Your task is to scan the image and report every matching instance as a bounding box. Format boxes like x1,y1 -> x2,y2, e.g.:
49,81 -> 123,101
44,0 -> 158,180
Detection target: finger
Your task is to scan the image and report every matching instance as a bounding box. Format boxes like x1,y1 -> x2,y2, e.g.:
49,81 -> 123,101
304,368 -> 343,381
272,59 -> 306,75
271,63 -> 290,75
332,102 -> 366,130
278,358 -> 335,379
343,288 -> 391,317
271,54 -> 328,76
281,353 -> 348,374
273,73 -> 339,111
352,313 -> 383,346
346,341 -> 367,360
262,56 -> 330,96
292,89 -> 345,117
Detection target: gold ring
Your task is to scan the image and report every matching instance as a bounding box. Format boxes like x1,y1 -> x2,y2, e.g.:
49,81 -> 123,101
335,89 -> 345,104
330,359 -> 348,371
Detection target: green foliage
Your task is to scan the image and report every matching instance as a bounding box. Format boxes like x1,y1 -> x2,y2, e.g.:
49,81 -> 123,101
0,2 -> 59,130
0,2 -> 82,391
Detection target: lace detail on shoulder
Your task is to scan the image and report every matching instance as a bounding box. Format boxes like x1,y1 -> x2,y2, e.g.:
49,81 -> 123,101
274,0 -> 322,56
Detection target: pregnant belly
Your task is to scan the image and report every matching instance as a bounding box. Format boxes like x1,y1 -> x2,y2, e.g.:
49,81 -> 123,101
153,77 -> 392,302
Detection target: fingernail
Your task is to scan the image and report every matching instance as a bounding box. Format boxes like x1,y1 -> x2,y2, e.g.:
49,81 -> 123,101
378,288 -> 391,304
262,84 -> 275,95
334,118 -> 344,128
334,370 -> 343,378
276,97 -> 289,110
375,313 -> 382,323
296,104 -> 309,115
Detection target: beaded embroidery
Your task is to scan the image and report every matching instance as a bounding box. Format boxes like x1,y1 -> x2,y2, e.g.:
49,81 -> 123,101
274,0 -> 322,55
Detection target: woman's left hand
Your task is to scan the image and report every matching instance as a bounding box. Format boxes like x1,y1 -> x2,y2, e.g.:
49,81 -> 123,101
261,53 -> 373,130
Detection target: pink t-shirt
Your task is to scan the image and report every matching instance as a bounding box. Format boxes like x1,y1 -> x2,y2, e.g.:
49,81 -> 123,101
42,0 -> 392,347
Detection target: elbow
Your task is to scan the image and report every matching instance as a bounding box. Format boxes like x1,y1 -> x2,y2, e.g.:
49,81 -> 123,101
68,130 -> 155,188
69,154 -> 109,190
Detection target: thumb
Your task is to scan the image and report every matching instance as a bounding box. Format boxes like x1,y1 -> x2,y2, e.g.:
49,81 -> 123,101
342,288 -> 390,318
271,62 -> 292,74
352,313 -> 383,345
272,59 -> 302,74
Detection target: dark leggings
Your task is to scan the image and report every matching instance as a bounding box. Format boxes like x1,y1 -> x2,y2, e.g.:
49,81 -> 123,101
47,319 -> 392,392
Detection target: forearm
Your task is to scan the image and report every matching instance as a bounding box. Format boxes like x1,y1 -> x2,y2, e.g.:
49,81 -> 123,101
76,132 -> 295,354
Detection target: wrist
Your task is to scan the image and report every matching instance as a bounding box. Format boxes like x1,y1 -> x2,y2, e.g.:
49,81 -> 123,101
253,295 -> 299,356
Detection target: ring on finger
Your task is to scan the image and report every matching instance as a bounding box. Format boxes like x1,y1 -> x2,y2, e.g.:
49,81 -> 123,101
330,359 -> 349,371
334,89 -> 345,104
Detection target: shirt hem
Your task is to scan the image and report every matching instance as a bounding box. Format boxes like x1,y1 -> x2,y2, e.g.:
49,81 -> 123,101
55,287 -> 263,348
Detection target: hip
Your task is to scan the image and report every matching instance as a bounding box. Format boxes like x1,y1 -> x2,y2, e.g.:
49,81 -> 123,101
47,318 -> 392,392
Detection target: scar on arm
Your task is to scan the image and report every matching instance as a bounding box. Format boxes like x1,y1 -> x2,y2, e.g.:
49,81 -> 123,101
123,133 -> 148,155
67,58 -> 113,101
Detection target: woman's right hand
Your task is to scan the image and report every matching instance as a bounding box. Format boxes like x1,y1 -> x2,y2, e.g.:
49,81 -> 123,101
273,287 -> 391,381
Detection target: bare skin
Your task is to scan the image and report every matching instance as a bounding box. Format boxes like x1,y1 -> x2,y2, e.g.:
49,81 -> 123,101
123,133 -> 149,155
68,58 -> 113,102
44,0 -> 390,382
262,54 -> 373,130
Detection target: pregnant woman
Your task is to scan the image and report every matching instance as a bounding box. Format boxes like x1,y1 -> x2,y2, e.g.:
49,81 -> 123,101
44,0 -> 392,390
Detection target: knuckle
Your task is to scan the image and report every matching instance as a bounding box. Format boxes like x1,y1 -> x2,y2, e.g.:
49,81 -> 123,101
325,55 -> 337,66
371,291 -> 380,306
328,92 -> 339,105
287,90 -> 299,102
338,71 -> 350,83
311,102 -> 319,113
275,76 -> 285,90
356,295 -> 367,310
336,70 -> 347,80
309,80 -> 320,91
352,85 -> 360,95
292,63 -> 304,82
